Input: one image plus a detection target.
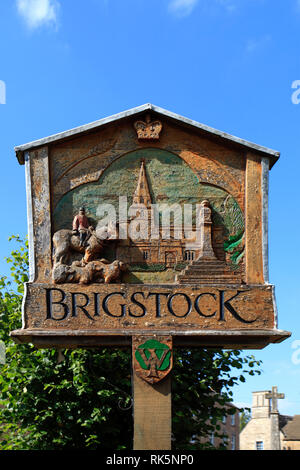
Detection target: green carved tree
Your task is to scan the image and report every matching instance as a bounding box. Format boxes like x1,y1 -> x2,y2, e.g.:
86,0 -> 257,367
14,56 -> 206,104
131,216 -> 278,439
0,237 -> 261,450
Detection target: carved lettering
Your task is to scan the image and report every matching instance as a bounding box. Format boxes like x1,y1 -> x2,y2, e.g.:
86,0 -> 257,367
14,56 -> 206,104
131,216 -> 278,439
219,290 -> 257,324
46,288 -> 69,321
167,293 -> 192,318
102,292 -> 126,318
94,293 -> 100,317
195,293 -> 217,318
129,292 -> 147,318
44,288 -> 259,325
147,293 -> 169,318
71,293 -> 94,321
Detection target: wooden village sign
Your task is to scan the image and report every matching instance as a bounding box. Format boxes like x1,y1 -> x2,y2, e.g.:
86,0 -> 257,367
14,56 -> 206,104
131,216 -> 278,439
11,103 -> 290,450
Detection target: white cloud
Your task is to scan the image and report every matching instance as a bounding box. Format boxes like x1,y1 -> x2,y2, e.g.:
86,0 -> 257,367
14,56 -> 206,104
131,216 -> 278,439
168,0 -> 239,17
246,34 -> 271,53
215,0 -> 237,12
16,0 -> 60,29
168,0 -> 199,17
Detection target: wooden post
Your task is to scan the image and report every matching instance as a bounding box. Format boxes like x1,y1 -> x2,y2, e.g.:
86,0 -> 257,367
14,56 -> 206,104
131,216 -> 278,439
133,373 -> 171,450
132,336 -> 173,450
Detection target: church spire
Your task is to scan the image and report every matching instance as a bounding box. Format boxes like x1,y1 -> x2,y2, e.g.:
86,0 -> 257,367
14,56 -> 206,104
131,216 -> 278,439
133,159 -> 152,208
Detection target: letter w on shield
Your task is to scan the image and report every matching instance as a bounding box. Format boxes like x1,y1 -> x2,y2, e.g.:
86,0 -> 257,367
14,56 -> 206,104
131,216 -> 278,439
138,348 -> 169,378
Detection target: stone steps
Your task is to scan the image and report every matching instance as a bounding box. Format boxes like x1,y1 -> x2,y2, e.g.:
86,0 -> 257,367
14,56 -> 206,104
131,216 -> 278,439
176,257 -> 242,284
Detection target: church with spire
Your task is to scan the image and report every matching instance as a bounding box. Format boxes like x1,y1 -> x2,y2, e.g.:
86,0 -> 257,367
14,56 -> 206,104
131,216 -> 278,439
116,160 -> 239,283
116,159 -> 193,268
132,159 -> 152,209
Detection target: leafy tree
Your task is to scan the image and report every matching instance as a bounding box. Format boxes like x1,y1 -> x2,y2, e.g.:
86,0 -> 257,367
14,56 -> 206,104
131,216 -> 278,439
240,409 -> 251,432
0,236 -> 262,450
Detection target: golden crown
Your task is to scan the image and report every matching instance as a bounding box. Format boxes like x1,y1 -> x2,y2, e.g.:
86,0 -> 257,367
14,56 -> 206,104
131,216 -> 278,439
134,114 -> 163,141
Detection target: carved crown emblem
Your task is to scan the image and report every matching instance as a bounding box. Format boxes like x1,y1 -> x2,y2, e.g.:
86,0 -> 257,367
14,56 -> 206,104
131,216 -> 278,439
134,114 -> 163,141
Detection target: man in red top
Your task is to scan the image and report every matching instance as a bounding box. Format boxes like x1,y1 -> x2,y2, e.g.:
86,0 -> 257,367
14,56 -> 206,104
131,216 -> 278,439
72,207 -> 93,247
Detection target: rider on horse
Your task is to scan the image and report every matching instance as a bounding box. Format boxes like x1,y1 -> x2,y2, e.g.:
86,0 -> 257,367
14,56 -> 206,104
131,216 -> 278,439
72,207 -> 94,247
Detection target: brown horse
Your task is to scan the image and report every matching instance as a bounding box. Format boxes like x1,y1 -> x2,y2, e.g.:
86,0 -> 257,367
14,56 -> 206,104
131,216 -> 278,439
53,222 -> 117,266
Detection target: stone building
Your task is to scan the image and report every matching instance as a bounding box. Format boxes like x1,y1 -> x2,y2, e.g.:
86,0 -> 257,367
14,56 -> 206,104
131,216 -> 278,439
240,387 -> 292,450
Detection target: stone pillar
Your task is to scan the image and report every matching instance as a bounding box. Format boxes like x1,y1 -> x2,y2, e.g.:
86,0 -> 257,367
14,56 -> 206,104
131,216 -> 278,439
197,200 -> 217,260
270,413 -> 281,450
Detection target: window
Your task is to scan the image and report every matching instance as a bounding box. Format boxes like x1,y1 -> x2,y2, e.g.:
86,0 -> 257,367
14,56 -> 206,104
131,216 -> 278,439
143,251 -> 149,260
222,416 -> 226,424
210,432 -> 214,446
231,414 -> 235,426
185,250 -> 195,261
256,441 -> 264,450
231,434 -> 236,450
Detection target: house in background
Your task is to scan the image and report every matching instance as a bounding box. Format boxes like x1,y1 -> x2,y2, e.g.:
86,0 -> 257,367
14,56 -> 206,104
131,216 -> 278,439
198,403 -> 240,450
240,387 -> 293,450
211,404 -> 240,450
281,415 -> 300,450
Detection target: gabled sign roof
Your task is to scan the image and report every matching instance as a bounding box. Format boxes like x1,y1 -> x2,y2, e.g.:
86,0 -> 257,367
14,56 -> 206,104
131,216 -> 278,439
15,103 -> 280,166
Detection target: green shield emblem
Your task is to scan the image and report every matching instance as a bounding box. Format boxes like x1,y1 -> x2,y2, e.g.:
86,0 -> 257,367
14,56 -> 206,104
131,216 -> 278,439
135,339 -> 172,383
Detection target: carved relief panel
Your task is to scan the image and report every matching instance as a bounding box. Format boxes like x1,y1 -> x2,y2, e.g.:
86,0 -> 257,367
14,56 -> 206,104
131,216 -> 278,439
12,105 -> 290,348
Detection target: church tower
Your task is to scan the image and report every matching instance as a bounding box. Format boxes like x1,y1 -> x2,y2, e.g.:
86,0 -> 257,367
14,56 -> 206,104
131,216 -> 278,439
132,159 -> 152,208
240,387 -> 286,450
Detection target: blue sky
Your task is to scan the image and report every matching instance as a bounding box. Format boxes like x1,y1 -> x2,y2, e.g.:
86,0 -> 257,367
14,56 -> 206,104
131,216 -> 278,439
1,0 -> 300,416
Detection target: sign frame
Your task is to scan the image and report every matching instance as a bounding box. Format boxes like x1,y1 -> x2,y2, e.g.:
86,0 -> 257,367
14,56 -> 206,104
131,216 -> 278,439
11,103 -> 291,350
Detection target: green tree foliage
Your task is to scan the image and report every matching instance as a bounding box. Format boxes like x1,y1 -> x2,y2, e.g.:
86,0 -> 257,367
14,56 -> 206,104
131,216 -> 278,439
0,237 -> 262,450
240,409 -> 251,432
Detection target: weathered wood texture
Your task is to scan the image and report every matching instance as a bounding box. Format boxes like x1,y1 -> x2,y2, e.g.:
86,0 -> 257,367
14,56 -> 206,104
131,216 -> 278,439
133,372 -> 171,450
29,147 -> 52,283
245,153 -> 264,284
11,328 -> 290,350
22,283 -> 276,331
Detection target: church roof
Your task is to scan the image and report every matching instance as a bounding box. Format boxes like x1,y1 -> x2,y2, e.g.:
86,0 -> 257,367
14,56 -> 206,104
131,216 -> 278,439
279,414 -> 293,431
282,415 -> 300,440
15,103 -> 280,166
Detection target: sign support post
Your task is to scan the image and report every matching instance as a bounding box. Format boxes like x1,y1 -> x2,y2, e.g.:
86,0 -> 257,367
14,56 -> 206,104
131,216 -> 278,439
132,367 -> 172,450
132,335 -> 173,450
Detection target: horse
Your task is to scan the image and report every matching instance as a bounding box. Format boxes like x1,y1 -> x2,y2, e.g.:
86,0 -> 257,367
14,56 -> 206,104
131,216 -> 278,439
52,221 -> 117,266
